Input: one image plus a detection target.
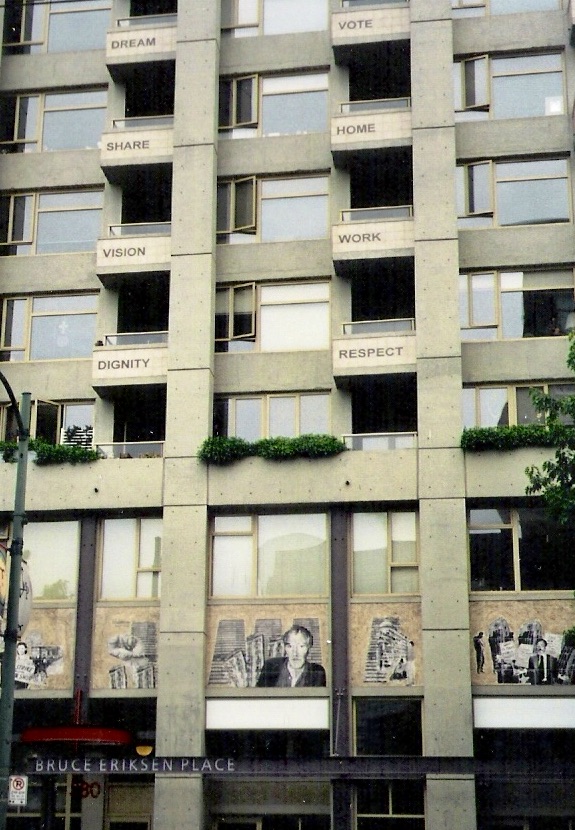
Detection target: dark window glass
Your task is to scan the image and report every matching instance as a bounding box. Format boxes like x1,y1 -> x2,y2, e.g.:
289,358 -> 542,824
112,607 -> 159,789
358,821 -> 425,830
469,528 -> 513,591
517,509 -> 575,590
355,699 -> 422,756
205,730 -> 330,759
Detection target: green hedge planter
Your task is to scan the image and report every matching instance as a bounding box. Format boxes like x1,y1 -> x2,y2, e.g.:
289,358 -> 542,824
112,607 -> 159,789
460,425 -> 575,452
197,434 -> 347,465
0,439 -> 101,465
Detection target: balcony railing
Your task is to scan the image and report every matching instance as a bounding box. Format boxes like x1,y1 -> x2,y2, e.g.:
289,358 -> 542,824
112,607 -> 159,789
341,205 -> 413,222
343,318 -> 415,335
342,0 -> 408,4
112,115 -> 174,129
340,97 -> 411,113
108,221 -> 171,237
97,441 -> 164,459
116,13 -> 177,27
343,432 -> 417,450
103,331 -> 168,346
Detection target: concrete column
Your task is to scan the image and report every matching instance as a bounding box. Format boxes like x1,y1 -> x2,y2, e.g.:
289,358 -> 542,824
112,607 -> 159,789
411,2 -> 476,829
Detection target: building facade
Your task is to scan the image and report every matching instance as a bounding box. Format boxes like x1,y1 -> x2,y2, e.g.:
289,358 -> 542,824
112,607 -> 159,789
1,0 -> 575,828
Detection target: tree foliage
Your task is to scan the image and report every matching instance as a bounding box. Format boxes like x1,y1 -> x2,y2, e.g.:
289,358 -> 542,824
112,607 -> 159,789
525,334 -> 575,523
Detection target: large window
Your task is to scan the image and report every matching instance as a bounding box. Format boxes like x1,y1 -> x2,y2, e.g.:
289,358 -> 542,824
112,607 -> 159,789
0,90 -> 107,153
2,0 -> 111,54
456,158 -> 570,228
0,189 -> 103,255
219,73 -> 328,138
23,521 -> 81,601
0,294 -> 98,361
451,0 -> 561,16
214,393 -> 330,441
221,0 -> 327,37
356,780 -> 425,830
354,699 -> 422,756
211,514 -> 328,598
217,175 -> 329,243
352,512 -> 418,595
462,383 -> 575,428
100,518 -> 162,600
469,507 -> 575,591
454,53 -> 564,120
459,269 -> 574,340
215,281 -> 330,353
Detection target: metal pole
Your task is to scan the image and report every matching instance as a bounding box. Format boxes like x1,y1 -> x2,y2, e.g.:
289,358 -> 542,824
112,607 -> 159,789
0,383 -> 31,830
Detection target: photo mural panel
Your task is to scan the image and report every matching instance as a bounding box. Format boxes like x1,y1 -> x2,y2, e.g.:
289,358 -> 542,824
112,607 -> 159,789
11,607 -> 74,690
92,606 -> 159,690
350,603 -> 422,687
206,604 -> 329,688
470,600 -> 575,685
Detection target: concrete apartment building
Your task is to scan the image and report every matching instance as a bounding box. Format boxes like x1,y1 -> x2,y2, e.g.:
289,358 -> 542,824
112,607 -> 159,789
1,0 -> 575,828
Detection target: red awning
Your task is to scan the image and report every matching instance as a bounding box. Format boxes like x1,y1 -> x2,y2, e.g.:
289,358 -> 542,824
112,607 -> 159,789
20,726 -> 132,745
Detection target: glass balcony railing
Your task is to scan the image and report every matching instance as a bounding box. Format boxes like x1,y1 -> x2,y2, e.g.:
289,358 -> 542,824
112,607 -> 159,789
117,13 -> 177,27
340,97 -> 411,113
103,332 -> 168,346
343,432 -> 417,450
97,441 -> 164,459
341,205 -> 413,222
343,318 -> 415,335
112,115 -> 174,129
108,221 -> 171,237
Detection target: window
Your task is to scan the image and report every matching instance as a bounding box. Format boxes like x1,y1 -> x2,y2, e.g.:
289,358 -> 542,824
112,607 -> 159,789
100,518 -> 162,600
0,89 -> 107,152
469,507 -> 575,591
3,0 -> 111,54
0,189 -> 103,255
459,269 -> 574,340
221,0 -> 327,37
22,521 -> 80,601
352,512 -> 418,595
219,73 -> 328,138
213,818 -> 330,830
2,399 -> 94,444
214,393 -> 330,441
211,513 -> 328,598
451,0 -> 561,16
456,158 -> 570,228
215,281 -> 330,353
354,699 -> 422,755
217,175 -> 329,243
462,383 -> 575,428
0,294 -> 98,361
356,780 -> 425,830
454,53 -> 564,121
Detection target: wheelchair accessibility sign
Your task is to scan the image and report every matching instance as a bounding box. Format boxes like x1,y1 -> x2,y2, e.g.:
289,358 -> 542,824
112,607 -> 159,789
9,775 -> 28,806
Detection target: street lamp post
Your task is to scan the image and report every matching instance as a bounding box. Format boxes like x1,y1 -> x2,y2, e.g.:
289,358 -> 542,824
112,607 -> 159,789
0,373 -> 31,830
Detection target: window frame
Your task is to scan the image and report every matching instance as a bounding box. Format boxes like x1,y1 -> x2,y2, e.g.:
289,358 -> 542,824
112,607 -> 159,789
221,0 -> 328,37
216,174 -> 329,244
0,189 -> 103,256
19,519 -> 81,603
459,268 -> 575,340
2,0 -> 111,55
456,157 -> 571,228
210,512 -> 329,599
355,780 -> 426,827
214,391 -> 331,440
98,517 -> 163,602
462,382 -> 575,428
0,89 -> 107,153
351,511 -> 419,597
215,280 -> 330,353
451,0 -> 562,15
0,292 -> 99,361
454,52 -> 565,120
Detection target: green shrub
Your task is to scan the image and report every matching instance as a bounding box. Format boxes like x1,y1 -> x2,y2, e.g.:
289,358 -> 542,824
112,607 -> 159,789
0,439 -> 100,465
197,436 -> 254,465
460,424 -> 574,452
197,434 -> 347,464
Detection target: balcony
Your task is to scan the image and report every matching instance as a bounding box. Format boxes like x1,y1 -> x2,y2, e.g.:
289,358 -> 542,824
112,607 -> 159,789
101,117 -> 174,174
332,1 -> 410,51
92,332 -> 168,390
333,321 -> 416,379
332,98 -> 411,156
97,441 -> 164,459
106,14 -> 177,74
343,431 -> 417,450
96,222 -> 171,281
332,206 -> 414,261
